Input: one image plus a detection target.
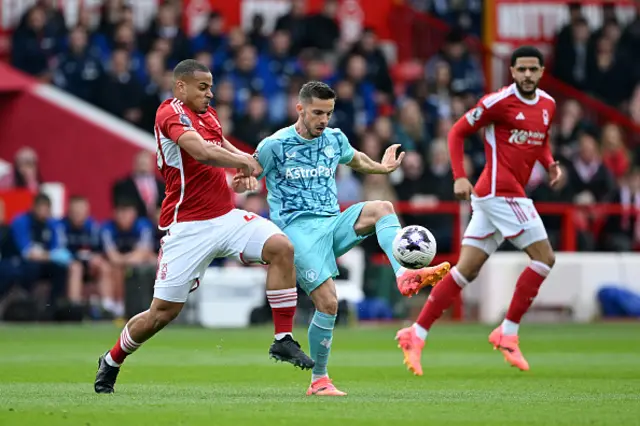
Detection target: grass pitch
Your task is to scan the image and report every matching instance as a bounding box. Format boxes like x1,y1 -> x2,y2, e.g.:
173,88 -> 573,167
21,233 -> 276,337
0,323 -> 638,426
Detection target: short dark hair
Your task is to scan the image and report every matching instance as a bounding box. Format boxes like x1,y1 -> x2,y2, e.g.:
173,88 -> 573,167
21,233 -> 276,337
173,59 -> 210,81
69,195 -> 87,203
511,45 -> 544,67
299,81 -> 336,104
33,193 -> 51,207
114,197 -> 137,210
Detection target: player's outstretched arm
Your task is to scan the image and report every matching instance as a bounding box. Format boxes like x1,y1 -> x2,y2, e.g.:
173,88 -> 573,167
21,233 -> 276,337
347,144 -> 405,174
177,131 -> 261,177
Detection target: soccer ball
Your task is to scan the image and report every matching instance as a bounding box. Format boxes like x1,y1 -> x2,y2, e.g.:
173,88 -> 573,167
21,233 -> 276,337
392,225 -> 437,269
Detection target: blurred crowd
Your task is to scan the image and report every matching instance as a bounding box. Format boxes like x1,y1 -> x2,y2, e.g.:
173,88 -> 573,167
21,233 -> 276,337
4,0 -> 640,318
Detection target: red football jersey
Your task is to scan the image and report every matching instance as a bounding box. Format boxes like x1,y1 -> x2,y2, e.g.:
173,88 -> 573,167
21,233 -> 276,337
449,83 -> 556,198
154,98 -> 234,229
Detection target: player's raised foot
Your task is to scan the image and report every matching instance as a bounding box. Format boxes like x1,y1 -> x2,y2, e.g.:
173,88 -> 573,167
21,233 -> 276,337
306,376 -> 347,396
395,326 -> 424,376
488,327 -> 530,371
397,262 -> 451,297
94,351 -> 120,394
269,335 -> 315,370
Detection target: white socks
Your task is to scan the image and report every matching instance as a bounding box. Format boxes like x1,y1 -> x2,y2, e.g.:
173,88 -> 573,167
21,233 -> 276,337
501,319 -> 519,336
104,352 -> 120,367
412,323 -> 428,340
312,374 -> 328,382
275,332 -> 292,340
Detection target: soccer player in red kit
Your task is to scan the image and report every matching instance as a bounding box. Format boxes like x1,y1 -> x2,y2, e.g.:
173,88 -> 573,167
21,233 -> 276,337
94,60 -> 313,394
395,46 -> 563,376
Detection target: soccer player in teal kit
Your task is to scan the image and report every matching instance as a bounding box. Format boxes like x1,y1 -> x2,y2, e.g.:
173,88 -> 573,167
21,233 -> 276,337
233,81 -> 450,395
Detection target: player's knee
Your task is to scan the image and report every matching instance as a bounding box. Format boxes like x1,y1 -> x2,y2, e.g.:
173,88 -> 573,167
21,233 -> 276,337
262,234 -> 294,265
371,200 -> 395,219
316,295 -> 338,316
149,301 -> 182,329
539,251 -> 555,269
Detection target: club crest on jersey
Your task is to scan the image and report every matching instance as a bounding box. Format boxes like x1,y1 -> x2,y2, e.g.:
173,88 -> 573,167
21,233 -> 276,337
466,107 -> 483,125
542,109 -> 549,126
323,145 -> 336,158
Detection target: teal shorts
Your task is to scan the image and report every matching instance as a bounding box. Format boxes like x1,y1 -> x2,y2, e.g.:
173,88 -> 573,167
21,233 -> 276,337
283,202 -> 372,295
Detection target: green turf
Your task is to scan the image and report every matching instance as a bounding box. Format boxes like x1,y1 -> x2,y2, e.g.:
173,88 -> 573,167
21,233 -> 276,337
0,323 -> 639,426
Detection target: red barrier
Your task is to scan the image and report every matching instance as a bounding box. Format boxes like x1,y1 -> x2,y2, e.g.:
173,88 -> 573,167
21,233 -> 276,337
0,189 -> 34,222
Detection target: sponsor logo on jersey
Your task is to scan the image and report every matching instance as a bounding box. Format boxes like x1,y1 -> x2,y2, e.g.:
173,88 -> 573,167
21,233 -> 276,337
508,129 -> 546,145
285,166 -> 335,179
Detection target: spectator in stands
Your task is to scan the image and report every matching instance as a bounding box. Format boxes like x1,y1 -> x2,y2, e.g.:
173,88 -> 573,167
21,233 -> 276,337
101,198 -> 155,318
393,98 -> 428,154
587,34 -> 635,108
232,93 -> 273,149
11,6 -> 58,81
554,3 -> 586,69
248,14 -> 269,53
214,79 -> 235,108
112,151 -> 165,220
11,193 -> 71,308
341,54 -> 377,125
341,28 -> 393,96
191,11 -> 227,56
259,30 -> 299,123
98,0 -> 133,40
59,196 -> 112,312
97,49 -> 144,126
109,23 -> 146,83
569,131 -> 616,204
304,0 -> 340,52
225,44 -> 278,116
213,27 -> 247,77
555,99 -> 593,161
0,199 -> 23,301
602,167 -> 640,251
274,0 -> 308,54
0,147 -> 42,193
425,30 -> 484,96
601,123 -> 630,180
141,69 -> 174,132
530,164 -> 583,249
53,26 -> 104,104
142,2 -> 191,66
17,0 -> 66,40
330,79 -> 360,142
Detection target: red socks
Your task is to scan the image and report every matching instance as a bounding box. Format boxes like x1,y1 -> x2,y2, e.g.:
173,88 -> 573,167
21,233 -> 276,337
267,288 -> 297,337
505,261 -> 550,323
416,267 -> 468,331
109,326 -> 141,365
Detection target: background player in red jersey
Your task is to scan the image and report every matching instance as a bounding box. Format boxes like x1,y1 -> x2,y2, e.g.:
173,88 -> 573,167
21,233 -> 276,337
94,60 -> 313,394
395,46 -> 563,376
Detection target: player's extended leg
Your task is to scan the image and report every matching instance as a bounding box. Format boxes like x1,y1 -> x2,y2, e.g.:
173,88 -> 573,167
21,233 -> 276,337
260,234 -> 314,369
489,239 -> 555,371
396,244 -> 489,376
94,297 -> 184,393
353,200 -> 450,297
306,278 -> 346,396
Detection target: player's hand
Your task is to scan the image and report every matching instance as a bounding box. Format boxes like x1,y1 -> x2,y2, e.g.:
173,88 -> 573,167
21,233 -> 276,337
380,144 -> 405,173
548,161 -> 562,188
453,178 -> 475,201
232,174 -> 258,193
238,155 -> 262,178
